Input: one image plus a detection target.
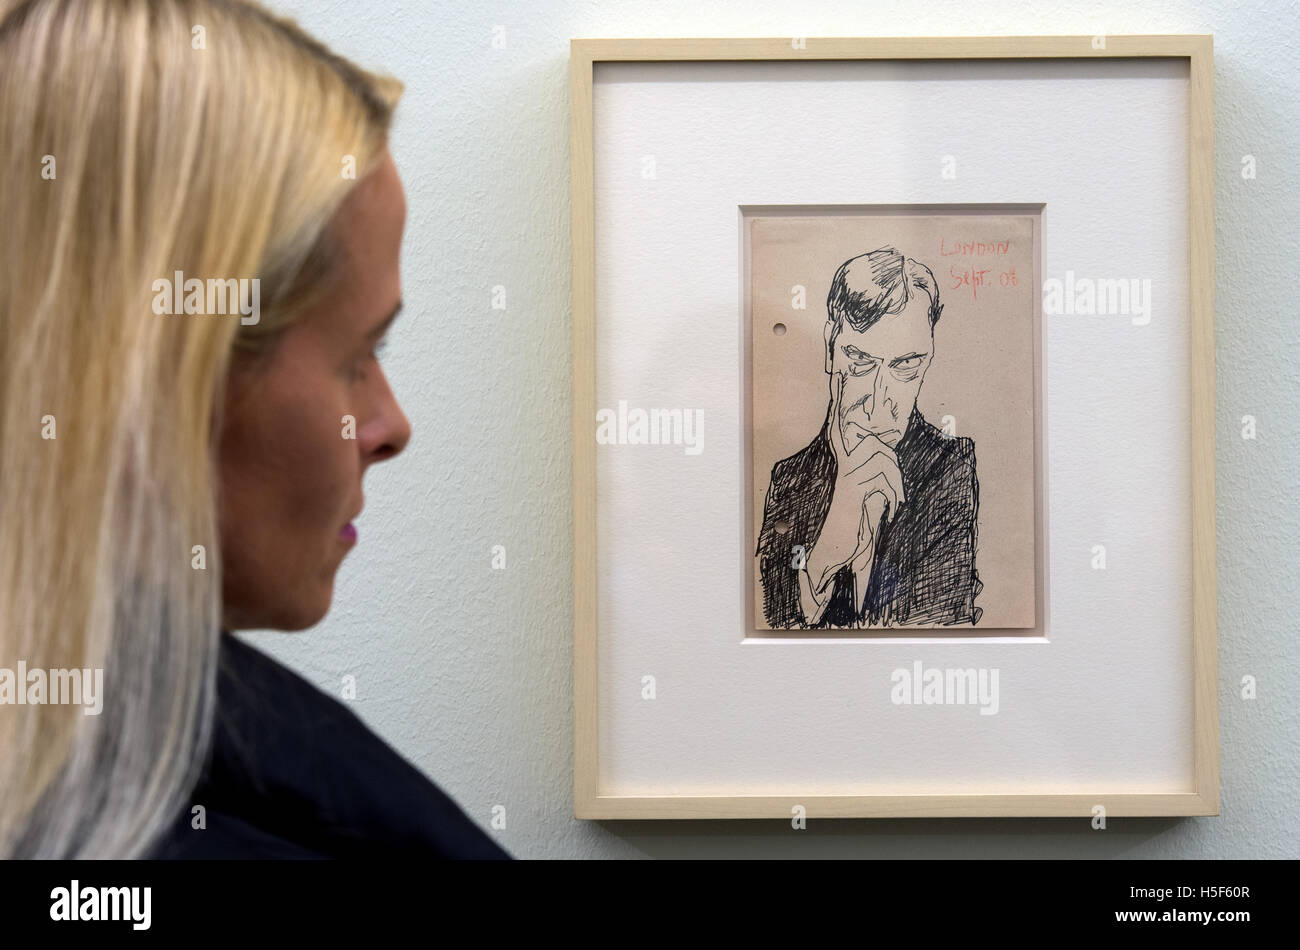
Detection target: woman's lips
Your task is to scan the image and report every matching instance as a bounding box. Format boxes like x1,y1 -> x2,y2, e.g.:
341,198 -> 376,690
339,523 -> 358,545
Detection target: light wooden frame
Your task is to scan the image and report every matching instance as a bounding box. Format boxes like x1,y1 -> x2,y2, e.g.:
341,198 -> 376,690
571,36 -> 1217,819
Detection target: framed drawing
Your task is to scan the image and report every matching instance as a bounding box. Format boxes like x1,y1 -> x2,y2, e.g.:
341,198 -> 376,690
748,209 -> 1041,633
571,36 -> 1217,818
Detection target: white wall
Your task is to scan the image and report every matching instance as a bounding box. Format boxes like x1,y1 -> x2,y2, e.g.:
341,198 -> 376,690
242,0 -> 1300,858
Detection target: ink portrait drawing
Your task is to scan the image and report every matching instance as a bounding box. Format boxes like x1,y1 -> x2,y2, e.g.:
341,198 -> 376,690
751,212 -> 1040,631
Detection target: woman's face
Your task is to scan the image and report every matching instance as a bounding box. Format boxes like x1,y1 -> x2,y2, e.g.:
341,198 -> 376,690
217,149 -> 411,631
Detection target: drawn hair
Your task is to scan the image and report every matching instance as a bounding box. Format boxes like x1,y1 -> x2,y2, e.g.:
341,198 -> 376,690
825,246 -> 944,350
0,0 -> 401,857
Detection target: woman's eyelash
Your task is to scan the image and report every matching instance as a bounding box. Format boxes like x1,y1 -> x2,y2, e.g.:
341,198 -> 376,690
348,340 -> 387,381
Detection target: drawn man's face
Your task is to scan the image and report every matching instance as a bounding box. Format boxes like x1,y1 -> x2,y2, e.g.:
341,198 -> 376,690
824,291 -> 934,451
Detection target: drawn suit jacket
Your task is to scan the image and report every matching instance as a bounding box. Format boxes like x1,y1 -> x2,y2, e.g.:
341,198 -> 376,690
756,405 -> 983,628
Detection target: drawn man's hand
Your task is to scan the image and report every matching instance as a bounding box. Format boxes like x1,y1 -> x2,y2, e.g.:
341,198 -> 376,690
805,375 -> 905,594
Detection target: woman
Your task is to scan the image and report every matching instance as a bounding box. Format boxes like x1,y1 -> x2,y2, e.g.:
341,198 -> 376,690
0,0 -> 509,858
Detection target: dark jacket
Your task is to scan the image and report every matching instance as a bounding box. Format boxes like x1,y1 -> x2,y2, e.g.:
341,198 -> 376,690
149,634 -> 511,859
757,405 -> 982,628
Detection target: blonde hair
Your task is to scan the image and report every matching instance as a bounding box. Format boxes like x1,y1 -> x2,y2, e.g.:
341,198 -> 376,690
0,0 -> 401,857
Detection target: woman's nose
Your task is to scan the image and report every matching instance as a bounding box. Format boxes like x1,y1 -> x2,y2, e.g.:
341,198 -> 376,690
362,374 -> 411,464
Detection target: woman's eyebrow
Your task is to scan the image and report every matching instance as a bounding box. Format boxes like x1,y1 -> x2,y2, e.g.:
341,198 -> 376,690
368,299 -> 403,338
